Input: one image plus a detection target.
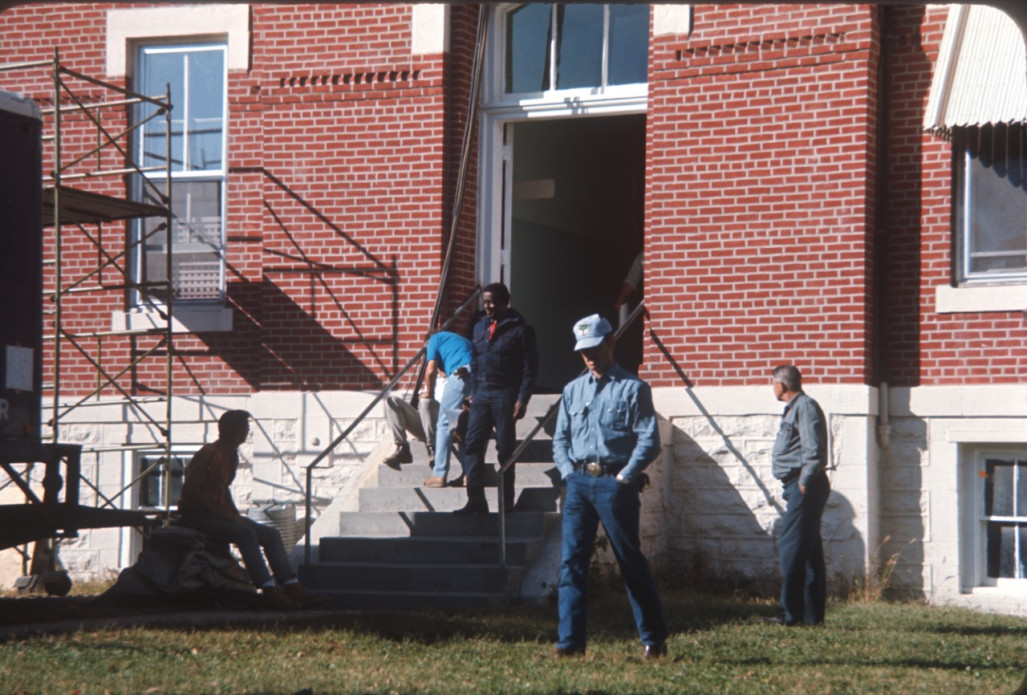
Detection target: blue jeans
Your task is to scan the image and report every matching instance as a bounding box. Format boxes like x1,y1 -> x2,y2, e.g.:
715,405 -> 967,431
557,470 -> 667,651
778,472 -> 830,624
182,512 -> 294,588
460,385 -> 518,503
432,372 -> 471,478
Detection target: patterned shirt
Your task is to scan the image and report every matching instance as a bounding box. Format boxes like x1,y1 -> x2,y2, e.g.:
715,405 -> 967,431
552,363 -> 660,484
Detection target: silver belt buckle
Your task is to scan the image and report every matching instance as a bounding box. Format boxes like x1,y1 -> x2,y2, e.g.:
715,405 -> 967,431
585,461 -> 603,477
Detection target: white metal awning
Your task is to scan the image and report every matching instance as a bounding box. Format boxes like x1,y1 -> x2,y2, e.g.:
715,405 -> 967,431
924,4 -> 1027,134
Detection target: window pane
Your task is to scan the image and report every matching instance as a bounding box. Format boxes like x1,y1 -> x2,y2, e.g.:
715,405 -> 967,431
964,125 -> 1027,276
186,50 -> 225,171
1021,526 -> 1027,579
138,456 -> 184,508
555,4 -> 603,90
986,522 -> 1016,578
1018,462 -> 1027,516
138,51 -> 185,170
985,459 -> 1014,517
608,5 -> 649,85
142,180 -> 223,302
506,4 -> 552,93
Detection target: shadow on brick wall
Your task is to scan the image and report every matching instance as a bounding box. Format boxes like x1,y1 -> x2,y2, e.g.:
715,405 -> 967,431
650,326 -> 867,598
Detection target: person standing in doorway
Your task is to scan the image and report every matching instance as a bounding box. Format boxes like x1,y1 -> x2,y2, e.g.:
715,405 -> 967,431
454,282 -> 538,515
550,314 -> 667,659
613,250 -> 643,329
767,364 -> 830,626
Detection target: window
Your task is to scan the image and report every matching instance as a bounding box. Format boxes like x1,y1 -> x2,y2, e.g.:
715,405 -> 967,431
503,4 -> 649,95
955,124 -> 1027,284
980,455 -> 1027,580
134,43 -> 227,303
968,450 -> 1027,588
137,453 -> 186,509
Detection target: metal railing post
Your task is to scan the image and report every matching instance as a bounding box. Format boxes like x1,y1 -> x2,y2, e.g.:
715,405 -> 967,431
303,288 -> 482,563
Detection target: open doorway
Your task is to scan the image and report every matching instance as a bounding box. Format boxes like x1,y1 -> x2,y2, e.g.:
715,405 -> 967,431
505,114 -> 646,392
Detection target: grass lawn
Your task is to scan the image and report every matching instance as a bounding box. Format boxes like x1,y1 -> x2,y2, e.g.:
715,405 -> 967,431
1,589 -> 1025,694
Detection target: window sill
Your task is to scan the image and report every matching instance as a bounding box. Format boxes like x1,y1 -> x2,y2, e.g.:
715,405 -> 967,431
111,305 -> 233,334
934,284 -> 1027,313
961,584 -> 1027,605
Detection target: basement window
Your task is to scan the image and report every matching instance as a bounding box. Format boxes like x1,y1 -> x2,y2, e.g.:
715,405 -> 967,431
137,453 -> 187,509
967,449 -> 1027,588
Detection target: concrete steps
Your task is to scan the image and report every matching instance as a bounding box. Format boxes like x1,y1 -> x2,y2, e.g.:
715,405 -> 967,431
297,395 -> 563,610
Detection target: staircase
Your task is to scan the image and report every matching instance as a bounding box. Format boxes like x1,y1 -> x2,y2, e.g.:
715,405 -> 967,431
298,396 -> 564,610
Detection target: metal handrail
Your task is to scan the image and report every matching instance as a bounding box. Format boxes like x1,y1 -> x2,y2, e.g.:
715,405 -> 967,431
495,301 -> 648,568
412,4 -> 489,403
303,286 -> 482,562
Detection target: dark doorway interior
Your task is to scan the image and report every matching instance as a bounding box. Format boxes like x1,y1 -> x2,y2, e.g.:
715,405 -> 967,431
509,114 -> 646,392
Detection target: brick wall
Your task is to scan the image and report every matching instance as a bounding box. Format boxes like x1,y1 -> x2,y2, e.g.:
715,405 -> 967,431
882,6 -> 1027,385
644,4 -> 878,388
0,3 -> 457,398
4,2 -> 1023,399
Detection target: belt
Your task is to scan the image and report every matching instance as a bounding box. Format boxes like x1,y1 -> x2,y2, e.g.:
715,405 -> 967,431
451,365 -> 470,378
578,459 -> 624,477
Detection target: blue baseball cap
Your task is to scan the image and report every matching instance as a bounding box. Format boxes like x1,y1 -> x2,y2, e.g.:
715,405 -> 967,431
573,314 -> 613,351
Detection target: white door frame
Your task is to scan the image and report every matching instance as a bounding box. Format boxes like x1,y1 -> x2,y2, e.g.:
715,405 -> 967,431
475,4 -> 650,289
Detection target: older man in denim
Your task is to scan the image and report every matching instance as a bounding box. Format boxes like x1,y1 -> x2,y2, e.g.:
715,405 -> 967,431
550,314 -> 667,659
767,364 -> 830,627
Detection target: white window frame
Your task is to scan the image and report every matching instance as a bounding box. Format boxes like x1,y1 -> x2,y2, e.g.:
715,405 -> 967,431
954,125 -> 1027,286
477,4 -> 650,286
133,41 -> 229,308
107,5 -> 246,333
484,3 -> 650,113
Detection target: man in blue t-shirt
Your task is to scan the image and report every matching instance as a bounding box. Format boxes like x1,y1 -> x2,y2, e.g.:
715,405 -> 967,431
382,331 -> 473,487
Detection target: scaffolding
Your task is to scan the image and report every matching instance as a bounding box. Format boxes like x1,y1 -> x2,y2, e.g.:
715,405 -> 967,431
0,50 -> 176,570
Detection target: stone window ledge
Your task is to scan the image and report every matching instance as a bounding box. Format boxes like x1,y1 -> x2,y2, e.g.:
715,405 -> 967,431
934,284 -> 1027,313
112,305 -> 233,334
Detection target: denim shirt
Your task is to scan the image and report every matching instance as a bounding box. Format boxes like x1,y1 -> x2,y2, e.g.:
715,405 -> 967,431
552,364 -> 660,484
771,391 -> 827,487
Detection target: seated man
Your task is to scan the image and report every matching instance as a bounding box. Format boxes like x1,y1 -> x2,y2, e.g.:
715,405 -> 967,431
178,410 -> 324,610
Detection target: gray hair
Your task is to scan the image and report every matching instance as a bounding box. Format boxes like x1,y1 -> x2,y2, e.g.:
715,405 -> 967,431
772,365 -> 802,392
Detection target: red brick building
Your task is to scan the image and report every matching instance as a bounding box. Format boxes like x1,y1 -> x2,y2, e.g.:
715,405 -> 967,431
1,3 -> 1026,613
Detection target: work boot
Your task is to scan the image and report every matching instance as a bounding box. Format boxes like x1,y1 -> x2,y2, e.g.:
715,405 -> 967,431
283,582 -> 329,608
383,443 -> 412,469
424,476 -> 446,488
259,586 -> 301,611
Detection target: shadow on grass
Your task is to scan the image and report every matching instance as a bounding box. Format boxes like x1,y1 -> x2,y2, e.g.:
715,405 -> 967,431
120,589 -> 774,644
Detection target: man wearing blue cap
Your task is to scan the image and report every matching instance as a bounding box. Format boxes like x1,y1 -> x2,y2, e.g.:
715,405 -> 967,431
550,314 -> 668,659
